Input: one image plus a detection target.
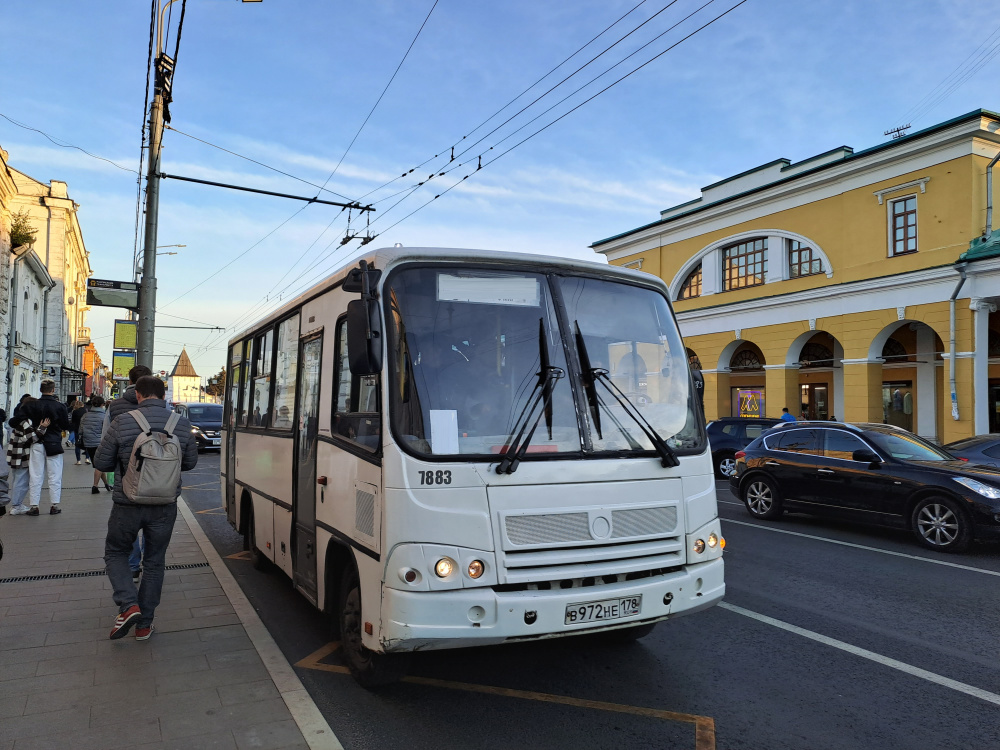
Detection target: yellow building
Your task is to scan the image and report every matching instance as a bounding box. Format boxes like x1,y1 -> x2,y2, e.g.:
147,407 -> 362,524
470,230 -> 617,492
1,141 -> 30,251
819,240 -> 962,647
593,109 -> 1000,445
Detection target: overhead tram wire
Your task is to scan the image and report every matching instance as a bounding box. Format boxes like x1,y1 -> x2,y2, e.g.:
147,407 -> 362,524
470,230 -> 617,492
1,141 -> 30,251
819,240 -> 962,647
896,20 -> 1000,128
0,113 -> 138,175
191,2 -> 441,345
353,0 -> 655,203
315,0 -> 440,194
193,0 -> 740,350
367,0 -> 749,243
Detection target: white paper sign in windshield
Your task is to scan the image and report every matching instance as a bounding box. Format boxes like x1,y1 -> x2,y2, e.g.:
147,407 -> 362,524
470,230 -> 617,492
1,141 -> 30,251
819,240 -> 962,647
437,274 -> 540,307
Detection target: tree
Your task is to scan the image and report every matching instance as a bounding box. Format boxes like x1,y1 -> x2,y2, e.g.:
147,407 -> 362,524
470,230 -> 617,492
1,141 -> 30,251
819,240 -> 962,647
10,209 -> 37,249
205,367 -> 226,397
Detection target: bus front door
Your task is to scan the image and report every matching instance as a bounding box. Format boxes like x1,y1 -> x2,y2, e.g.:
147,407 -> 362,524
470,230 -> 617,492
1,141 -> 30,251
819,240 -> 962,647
293,334 -> 322,601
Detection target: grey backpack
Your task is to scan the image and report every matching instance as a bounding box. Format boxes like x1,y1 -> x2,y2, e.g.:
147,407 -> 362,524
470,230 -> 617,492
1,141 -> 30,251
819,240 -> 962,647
122,410 -> 182,505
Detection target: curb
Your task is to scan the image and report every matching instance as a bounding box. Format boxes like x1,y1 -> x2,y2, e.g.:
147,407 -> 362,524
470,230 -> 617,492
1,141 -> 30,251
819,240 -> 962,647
176,496 -> 344,750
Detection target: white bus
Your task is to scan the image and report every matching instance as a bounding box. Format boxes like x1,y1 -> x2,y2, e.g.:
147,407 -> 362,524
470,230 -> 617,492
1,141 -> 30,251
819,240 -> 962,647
223,247 -> 724,687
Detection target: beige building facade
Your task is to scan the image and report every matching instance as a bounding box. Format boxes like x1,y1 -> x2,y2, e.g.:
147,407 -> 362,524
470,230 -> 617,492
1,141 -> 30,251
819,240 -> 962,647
593,110 -> 1000,445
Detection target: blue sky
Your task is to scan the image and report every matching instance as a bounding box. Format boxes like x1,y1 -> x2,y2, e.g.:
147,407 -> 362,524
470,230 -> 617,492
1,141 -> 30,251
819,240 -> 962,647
1,0 -> 998,379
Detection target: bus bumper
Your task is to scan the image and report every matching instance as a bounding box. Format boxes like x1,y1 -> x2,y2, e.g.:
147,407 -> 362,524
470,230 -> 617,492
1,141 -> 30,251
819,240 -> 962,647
378,557 -> 724,653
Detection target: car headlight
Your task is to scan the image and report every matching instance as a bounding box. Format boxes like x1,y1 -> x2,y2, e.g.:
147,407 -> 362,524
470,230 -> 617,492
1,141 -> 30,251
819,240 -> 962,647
952,476 -> 1000,500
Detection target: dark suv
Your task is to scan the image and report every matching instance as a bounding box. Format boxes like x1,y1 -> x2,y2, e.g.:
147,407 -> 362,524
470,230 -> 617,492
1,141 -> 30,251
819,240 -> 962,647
730,421 -> 1000,552
173,402 -> 223,451
707,417 -> 782,478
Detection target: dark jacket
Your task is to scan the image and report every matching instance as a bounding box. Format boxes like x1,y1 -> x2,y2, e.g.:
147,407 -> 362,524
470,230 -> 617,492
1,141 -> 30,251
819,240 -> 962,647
93,398 -> 198,505
103,387 -> 139,436
71,406 -> 86,434
19,396 -> 71,455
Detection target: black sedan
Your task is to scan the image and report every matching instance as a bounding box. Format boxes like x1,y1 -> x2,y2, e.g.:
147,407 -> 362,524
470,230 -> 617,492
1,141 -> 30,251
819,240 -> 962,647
730,421 -> 1000,552
944,434 -> 1000,467
173,402 -> 223,451
707,417 -> 782,478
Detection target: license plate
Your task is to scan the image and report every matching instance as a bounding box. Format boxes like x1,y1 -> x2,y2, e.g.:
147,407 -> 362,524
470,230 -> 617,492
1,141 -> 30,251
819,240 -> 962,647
211,439 -> 221,445
565,595 -> 642,625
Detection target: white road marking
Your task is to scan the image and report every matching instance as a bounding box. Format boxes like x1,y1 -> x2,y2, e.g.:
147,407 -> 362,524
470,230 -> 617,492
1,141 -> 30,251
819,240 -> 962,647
719,602 -> 1000,708
720,516 -> 1000,578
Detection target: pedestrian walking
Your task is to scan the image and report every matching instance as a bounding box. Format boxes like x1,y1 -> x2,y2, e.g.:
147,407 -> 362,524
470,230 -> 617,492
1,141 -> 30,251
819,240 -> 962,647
103,365 -> 154,586
20,380 -> 71,515
71,400 -> 88,464
95,376 -> 198,640
80,396 -> 111,494
5,406 -> 51,515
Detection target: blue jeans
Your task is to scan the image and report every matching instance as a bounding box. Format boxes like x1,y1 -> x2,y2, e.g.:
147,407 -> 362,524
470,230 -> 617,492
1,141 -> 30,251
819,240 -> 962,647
129,534 -> 143,572
104,503 -> 177,627
9,466 -> 29,508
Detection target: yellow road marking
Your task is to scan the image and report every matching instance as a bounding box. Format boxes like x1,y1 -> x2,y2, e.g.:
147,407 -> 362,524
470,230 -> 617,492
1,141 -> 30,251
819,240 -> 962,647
183,482 -> 220,490
296,642 -> 715,749
196,506 -> 226,514
226,550 -> 253,560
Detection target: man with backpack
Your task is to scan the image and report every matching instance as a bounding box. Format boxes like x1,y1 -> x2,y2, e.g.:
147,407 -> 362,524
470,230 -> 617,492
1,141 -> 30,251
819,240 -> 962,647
94,376 -> 198,640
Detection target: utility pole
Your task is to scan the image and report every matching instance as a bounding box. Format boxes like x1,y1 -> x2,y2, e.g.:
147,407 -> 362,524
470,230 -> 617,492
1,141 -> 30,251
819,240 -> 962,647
137,1 -> 179,369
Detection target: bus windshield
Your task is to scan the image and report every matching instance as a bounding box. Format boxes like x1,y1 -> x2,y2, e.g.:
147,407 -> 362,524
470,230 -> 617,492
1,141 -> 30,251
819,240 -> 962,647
386,266 -> 700,459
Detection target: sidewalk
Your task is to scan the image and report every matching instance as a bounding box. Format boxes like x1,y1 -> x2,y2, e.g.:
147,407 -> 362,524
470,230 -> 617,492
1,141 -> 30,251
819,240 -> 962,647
0,458 -> 339,750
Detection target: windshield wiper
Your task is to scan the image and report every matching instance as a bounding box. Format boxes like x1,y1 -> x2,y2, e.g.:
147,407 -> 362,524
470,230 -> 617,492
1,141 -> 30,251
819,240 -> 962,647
496,319 -> 564,474
574,323 -> 679,468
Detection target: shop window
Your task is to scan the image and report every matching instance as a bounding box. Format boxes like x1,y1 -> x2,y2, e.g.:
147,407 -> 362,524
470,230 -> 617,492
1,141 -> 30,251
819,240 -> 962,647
678,264 -> 702,300
883,381 -> 913,432
732,388 -> 765,418
722,238 -> 767,291
788,240 -> 823,278
890,196 -> 917,256
989,329 -> 1000,357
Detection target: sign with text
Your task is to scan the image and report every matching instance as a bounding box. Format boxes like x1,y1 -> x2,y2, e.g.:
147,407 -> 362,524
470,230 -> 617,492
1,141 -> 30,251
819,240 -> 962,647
112,351 -> 136,380
113,319 -> 138,350
738,389 -> 764,419
87,278 -> 139,310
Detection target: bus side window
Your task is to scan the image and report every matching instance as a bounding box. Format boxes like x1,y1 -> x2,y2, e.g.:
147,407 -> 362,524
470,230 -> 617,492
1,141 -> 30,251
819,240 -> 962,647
249,329 -> 274,428
333,317 -> 380,452
238,339 -> 252,426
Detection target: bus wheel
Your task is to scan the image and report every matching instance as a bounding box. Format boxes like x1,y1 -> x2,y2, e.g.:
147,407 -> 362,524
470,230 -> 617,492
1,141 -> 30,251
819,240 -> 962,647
598,622 -> 657,643
246,509 -> 271,572
339,567 -> 409,689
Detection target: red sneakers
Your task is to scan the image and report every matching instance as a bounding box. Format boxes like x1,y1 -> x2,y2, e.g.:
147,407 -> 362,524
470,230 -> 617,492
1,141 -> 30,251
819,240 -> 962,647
135,624 -> 154,641
110,605 -> 142,640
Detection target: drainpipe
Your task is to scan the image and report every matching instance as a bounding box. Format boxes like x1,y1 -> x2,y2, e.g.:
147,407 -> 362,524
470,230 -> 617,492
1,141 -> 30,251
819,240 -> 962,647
986,151 -> 1000,237
6,247 -> 26,415
949,263 -> 967,420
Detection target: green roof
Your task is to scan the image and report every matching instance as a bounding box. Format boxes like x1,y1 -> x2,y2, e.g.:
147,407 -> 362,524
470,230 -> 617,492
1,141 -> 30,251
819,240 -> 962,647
960,229 -> 1000,263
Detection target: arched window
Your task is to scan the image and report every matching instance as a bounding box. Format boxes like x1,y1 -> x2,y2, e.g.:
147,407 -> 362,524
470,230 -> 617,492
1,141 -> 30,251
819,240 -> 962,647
799,342 -> 833,367
788,240 -> 823,278
882,338 -> 908,361
677,264 -> 702,300
722,238 -> 767,291
730,345 -> 764,371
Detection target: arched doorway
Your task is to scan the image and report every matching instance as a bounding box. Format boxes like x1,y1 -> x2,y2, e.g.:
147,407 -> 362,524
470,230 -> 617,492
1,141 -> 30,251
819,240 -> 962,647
869,320 -> 945,440
728,341 -> 766,418
787,331 -> 844,420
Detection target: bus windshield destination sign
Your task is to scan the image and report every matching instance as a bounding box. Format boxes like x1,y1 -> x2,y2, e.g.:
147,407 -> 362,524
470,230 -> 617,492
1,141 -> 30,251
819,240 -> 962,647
87,278 -> 140,310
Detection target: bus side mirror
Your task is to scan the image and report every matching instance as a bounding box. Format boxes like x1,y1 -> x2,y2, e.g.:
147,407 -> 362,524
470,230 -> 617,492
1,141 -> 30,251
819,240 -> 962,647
347,299 -> 382,375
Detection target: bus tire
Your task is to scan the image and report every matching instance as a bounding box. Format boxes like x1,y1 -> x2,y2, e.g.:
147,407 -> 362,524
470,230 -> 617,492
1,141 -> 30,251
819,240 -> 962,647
598,622 -> 657,643
339,566 -> 409,689
246,507 -> 271,572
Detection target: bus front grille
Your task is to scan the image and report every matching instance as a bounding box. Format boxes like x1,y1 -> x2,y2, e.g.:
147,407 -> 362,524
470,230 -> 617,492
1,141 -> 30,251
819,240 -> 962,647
499,537 -> 683,585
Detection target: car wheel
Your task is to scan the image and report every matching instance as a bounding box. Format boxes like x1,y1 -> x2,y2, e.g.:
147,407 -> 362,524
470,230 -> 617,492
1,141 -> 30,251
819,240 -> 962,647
339,566 -> 410,689
716,452 -> 737,478
911,497 -> 972,553
743,476 -> 783,519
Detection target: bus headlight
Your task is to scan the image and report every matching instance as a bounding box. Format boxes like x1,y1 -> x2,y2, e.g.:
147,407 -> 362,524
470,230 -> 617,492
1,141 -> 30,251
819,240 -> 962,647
435,557 -> 456,578
693,539 -> 706,554
707,533 -> 719,548
467,560 -> 485,579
